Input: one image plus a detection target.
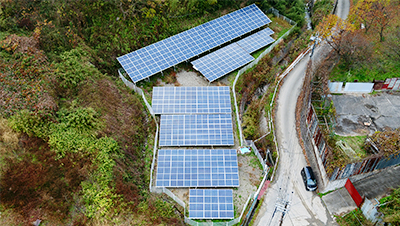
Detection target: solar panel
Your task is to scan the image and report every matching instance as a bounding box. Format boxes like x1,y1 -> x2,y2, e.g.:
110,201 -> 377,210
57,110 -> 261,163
159,114 -> 235,147
237,28 -> 275,53
117,4 -> 271,83
156,149 -> 239,188
189,189 -> 234,219
191,43 -> 255,82
152,86 -> 232,115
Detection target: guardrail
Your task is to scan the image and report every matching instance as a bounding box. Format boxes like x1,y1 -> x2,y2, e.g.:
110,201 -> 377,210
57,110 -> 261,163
232,10 -> 297,147
118,8 -> 301,225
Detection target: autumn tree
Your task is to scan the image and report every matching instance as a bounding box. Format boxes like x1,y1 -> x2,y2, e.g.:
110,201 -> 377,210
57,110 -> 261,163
316,15 -> 371,69
349,0 -> 377,33
372,0 -> 396,41
350,0 -> 397,41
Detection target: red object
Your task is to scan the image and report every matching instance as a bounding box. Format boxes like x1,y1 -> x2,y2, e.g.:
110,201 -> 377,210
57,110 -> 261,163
258,180 -> 270,200
345,179 -> 363,207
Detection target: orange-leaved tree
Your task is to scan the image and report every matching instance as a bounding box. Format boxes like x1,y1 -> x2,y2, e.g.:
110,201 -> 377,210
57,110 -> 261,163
315,14 -> 371,70
350,0 -> 397,41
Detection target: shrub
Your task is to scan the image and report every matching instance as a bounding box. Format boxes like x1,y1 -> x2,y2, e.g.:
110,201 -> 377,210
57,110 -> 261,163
54,48 -> 100,94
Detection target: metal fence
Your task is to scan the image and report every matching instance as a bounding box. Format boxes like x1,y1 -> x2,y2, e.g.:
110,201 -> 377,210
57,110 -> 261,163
248,140 -> 268,172
233,9 -> 297,147
266,8 -> 296,26
118,8 -> 297,225
305,102 -> 400,183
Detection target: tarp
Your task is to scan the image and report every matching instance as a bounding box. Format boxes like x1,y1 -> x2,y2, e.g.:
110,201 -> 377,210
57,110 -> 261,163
240,147 -> 251,154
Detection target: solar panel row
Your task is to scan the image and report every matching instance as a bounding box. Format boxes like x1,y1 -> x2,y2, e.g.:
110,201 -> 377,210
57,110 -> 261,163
117,4 -> 271,83
189,189 -> 234,219
156,149 -> 239,187
237,28 -> 275,53
159,114 -> 234,147
191,43 -> 255,82
152,86 -> 231,114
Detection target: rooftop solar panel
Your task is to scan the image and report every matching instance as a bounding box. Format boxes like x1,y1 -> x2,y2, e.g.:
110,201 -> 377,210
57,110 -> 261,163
156,149 -> 239,188
117,4 -> 271,83
237,28 -> 275,53
159,114 -> 234,147
152,86 -> 232,115
191,43 -> 255,82
189,189 -> 234,219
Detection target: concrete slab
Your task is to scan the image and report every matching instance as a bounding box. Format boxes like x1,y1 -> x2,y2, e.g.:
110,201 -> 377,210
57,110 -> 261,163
332,93 -> 400,135
322,188 -> 358,216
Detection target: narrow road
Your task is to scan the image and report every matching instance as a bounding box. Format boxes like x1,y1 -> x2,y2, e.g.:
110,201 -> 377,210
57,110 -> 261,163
254,1 -> 350,225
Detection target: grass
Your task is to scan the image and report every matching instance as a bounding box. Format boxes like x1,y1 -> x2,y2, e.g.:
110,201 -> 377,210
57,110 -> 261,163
330,59 -> 400,82
334,135 -> 368,158
249,151 -> 263,171
251,15 -> 292,60
336,208 -> 373,226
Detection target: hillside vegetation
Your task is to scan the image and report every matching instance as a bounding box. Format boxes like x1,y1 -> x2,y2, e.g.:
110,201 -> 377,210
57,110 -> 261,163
0,0 -> 331,224
0,0 -> 252,225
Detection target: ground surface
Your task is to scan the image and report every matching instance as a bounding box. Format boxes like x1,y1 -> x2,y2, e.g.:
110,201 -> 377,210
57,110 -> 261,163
255,46 -> 337,226
170,153 -> 263,217
154,69 -> 263,220
255,1 -> 351,225
322,188 -> 358,216
332,93 -> 400,136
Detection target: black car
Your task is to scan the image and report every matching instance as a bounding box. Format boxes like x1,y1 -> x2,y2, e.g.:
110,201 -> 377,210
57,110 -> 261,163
301,166 -> 317,191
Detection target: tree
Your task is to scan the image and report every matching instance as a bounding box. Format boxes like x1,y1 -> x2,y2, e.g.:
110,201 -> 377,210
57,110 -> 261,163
385,27 -> 400,61
350,0 -> 396,41
350,0 -> 377,33
316,15 -> 372,70
372,0 -> 396,42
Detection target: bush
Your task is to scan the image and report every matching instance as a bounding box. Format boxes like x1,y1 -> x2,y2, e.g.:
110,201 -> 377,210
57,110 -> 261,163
54,48 -> 100,94
8,110 -> 51,138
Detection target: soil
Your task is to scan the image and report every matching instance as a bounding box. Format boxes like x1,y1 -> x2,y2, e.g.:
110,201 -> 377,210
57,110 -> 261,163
154,69 -> 264,218
169,153 -> 263,217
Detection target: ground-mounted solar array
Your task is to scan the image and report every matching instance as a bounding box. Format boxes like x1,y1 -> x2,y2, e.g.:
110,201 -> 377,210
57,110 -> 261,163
159,114 -> 234,147
237,28 -> 275,53
191,43 -> 255,82
189,189 -> 234,219
117,4 -> 271,83
152,86 -> 231,115
156,149 -> 239,188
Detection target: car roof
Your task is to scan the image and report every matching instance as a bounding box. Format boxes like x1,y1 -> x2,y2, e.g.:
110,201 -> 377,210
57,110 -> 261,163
303,166 -> 314,178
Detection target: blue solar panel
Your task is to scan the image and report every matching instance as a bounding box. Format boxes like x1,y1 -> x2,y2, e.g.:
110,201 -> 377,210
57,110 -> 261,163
189,189 -> 235,219
152,86 -> 232,114
237,28 -> 275,53
156,149 -> 239,188
117,4 -> 271,83
159,114 -> 234,147
191,43 -> 255,82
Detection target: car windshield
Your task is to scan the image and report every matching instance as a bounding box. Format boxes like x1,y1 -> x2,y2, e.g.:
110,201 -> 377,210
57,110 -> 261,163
307,179 -> 316,187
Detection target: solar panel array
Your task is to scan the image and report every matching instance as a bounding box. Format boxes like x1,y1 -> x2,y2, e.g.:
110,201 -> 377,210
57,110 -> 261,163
159,114 -> 234,147
237,28 -> 275,53
156,149 -> 239,187
117,4 -> 271,83
152,86 -> 231,115
191,43 -> 255,82
189,189 -> 234,219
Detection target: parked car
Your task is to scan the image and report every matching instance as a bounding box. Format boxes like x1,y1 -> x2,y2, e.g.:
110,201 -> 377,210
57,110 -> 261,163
301,166 -> 317,191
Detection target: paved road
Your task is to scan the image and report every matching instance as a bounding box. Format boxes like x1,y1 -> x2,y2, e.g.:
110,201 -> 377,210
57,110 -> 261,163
256,48 -> 336,226
254,1 -> 350,225
336,0 -> 350,20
